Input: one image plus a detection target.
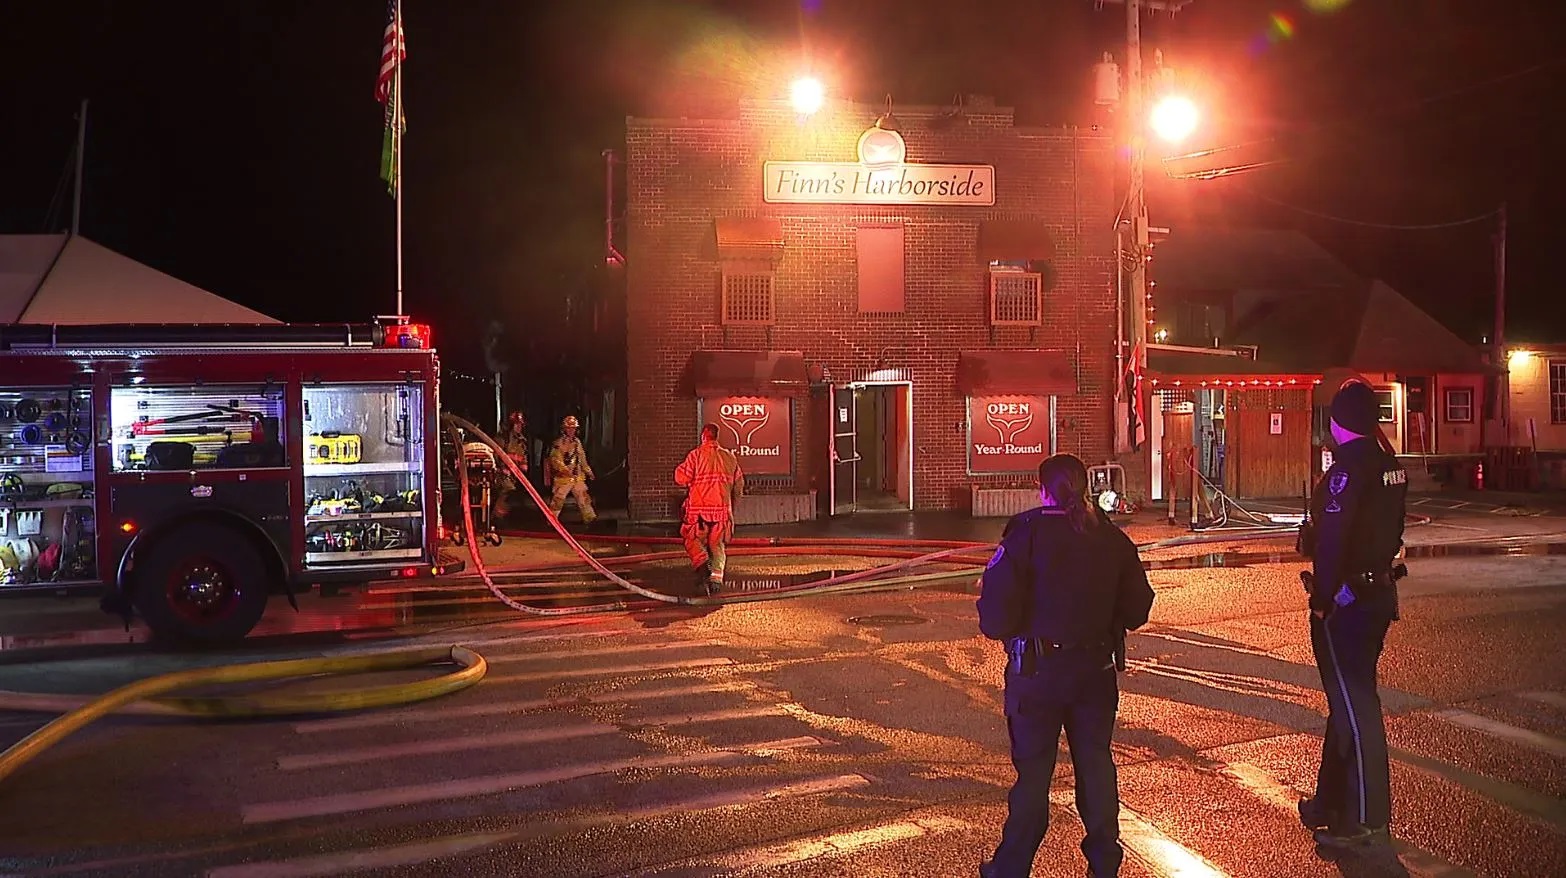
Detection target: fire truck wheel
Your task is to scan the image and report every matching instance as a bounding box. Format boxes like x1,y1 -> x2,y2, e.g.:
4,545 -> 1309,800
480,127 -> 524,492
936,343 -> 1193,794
134,524 -> 270,644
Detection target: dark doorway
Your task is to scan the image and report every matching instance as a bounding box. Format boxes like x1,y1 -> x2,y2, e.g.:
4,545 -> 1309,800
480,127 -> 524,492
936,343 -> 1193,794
852,383 -> 912,512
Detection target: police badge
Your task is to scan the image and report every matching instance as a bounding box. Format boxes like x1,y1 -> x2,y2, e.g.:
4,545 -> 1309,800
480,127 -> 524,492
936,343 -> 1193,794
1329,471 -> 1350,495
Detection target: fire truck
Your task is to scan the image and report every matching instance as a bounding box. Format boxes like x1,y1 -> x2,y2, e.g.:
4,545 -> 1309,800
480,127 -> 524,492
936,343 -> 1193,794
0,317 -> 458,643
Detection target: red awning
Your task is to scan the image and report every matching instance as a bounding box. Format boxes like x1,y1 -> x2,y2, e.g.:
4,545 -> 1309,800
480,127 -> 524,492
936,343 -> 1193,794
977,220 -> 1055,262
956,350 -> 1076,395
686,350 -> 810,398
714,218 -> 784,250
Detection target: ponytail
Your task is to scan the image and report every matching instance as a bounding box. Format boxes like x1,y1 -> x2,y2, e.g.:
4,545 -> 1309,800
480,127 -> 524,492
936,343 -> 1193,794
1038,453 -> 1097,534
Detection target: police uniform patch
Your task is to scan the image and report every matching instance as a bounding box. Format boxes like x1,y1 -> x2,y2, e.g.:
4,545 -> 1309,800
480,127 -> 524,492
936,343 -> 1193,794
986,545 -> 1006,570
1324,499 -> 1342,514
1329,471 -> 1350,495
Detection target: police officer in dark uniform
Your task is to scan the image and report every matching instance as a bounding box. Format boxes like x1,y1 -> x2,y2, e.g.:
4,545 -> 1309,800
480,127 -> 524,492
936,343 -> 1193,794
1296,379 -> 1408,848
977,453 -> 1156,878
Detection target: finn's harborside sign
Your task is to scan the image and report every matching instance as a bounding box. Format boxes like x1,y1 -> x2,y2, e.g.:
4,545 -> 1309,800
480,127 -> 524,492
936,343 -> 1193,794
763,126 -> 995,206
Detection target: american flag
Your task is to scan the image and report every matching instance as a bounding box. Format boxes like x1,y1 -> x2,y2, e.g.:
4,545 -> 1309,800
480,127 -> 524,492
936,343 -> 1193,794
376,0 -> 405,105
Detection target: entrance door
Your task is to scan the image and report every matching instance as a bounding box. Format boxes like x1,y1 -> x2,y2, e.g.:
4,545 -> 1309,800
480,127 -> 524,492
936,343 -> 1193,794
1162,404 -> 1196,505
831,386 -> 858,515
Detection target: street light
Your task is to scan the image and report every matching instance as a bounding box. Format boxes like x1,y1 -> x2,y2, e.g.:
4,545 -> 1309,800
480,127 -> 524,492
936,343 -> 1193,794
1150,94 -> 1199,143
789,77 -> 826,116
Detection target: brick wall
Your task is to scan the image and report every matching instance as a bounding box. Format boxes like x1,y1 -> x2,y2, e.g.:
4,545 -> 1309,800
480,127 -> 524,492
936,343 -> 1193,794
626,98 -> 1117,520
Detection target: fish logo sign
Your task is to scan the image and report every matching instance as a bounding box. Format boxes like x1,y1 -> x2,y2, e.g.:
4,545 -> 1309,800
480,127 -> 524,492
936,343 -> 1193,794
984,401 -> 1035,446
719,402 -> 770,445
856,126 -> 907,169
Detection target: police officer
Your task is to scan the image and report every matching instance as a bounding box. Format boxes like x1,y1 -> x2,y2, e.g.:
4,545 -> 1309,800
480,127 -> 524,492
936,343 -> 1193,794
1296,379 -> 1407,848
977,453 -> 1155,878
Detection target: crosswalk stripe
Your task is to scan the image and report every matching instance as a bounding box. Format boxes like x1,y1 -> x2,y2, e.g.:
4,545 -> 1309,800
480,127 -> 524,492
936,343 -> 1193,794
483,655 -> 734,685
1219,762 -> 1480,878
1518,690 -> 1566,710
292,680 -> 757,734
1434,708 -> 1566,759
277,722 -> 614,770
240,736 -> 825,824
203,832 -> 517,878
483,640 -> 725,665
281,705 -> 789,771
627,815 -> 971,876
1051,791 -> 1227,878
1390,745 -> 1566,831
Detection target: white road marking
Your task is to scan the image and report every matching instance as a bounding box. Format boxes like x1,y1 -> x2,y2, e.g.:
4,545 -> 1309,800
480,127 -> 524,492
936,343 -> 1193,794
203,832 -> 516,878
278,722 -> 614,770
628,815 -> 970,876
484,655 -> 735,685
281,705 -> 789,770
241,736 -> 823,824
1220,761 -> 1481,878
1518,690 -> 1566,711
292,680 -> 757,734
482,639 -> 725,665
1434,708 -> 1566,759
1052,791 -> 1227,878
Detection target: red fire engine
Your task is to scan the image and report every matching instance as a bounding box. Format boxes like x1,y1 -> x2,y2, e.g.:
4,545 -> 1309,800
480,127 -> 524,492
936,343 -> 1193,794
0,317 -> 457,643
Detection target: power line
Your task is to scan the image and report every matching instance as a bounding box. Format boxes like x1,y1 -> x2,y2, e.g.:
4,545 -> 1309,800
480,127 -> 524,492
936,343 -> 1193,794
1234,185 -> 1501,231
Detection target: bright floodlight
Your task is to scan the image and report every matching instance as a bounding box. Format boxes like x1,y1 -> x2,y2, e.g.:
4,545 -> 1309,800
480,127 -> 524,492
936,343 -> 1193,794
790,77 -> 825,116
1150,95 -> 1199,143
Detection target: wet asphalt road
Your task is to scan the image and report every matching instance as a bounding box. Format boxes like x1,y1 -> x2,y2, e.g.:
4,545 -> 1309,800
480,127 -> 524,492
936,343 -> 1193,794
1,506 -> 1564,877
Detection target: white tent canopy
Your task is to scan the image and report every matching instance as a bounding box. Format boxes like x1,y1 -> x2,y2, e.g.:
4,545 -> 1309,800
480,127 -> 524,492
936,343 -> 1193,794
0,233 -> 278,325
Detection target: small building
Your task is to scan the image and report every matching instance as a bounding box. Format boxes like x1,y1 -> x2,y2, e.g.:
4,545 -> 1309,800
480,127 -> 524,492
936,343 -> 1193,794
1504,345 -> 1566,450
623,96 -> 1117,522
1139,229 -> 1493,501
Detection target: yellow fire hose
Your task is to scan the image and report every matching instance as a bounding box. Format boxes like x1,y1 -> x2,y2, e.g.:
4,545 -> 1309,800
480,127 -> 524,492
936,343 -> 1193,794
0,645 -> 485,786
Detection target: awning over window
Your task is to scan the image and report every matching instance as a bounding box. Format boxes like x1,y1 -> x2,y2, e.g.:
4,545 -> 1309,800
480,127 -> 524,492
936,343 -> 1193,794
977,220 -> 1055,263
956,350 -> 1076,396
686,349 -> 810,398
714,217 -> 785,251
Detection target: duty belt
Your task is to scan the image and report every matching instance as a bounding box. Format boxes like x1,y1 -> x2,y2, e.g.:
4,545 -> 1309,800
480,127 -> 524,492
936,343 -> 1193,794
1006,637 -> 1112,676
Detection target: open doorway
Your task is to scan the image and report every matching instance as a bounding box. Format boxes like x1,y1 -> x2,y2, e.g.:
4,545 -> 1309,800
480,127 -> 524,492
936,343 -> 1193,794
854,383 -> 912,511
830,383 -> 912,514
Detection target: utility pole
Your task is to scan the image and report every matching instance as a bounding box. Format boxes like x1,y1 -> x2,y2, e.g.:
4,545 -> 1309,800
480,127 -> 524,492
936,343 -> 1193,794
1097,0 -> 1190,455
1125,0 -> 1148,370
1494,203 -> 1508,434
71,99 -> 88,237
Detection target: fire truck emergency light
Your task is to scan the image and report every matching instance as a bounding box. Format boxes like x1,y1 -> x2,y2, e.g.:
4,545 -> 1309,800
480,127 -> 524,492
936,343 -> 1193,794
379,323 -> 432,349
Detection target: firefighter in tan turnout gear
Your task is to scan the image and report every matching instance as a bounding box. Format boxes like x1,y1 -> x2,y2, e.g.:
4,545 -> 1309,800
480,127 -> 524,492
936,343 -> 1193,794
675,423 -> 745,595
546,415 -> 596,523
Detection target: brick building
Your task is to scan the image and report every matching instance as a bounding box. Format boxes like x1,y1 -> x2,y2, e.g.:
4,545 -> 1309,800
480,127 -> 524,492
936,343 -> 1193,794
624,96 -> 1116,522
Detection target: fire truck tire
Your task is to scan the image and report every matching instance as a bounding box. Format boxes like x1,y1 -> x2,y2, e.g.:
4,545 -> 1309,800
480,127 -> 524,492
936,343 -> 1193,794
133,524 -> 270,644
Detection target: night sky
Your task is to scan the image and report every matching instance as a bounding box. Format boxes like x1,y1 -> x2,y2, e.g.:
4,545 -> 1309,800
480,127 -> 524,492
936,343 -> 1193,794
4,0 -> 1564,384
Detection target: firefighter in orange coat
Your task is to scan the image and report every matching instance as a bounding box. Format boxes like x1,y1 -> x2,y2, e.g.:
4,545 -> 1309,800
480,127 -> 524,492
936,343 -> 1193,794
675,423 -> 745,595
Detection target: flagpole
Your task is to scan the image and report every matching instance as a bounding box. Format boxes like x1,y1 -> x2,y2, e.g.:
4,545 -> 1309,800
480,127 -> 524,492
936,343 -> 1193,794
393,39 -> 404,316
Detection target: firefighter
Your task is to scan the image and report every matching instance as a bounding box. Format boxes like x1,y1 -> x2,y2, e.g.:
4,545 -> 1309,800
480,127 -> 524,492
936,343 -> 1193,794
546,415 -> 596,523
674,423 -> 745,595
493,411 -> 529,521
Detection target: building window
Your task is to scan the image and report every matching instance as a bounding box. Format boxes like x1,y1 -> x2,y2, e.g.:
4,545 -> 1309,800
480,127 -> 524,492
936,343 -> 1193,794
1551,360 -> 1566,424
721,267 -> 775,326
856,224 -> 905,313
1444,387 -> 1473,424
988,269 -> 1043,326
1374,389 -> 1395,423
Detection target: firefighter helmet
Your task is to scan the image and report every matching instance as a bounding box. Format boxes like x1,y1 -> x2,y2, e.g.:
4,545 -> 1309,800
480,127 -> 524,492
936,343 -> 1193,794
562,415 -> 580,430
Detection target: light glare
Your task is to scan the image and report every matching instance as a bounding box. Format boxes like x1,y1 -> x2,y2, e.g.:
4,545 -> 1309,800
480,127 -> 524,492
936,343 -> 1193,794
790,77 -> 825,116
1150,95 -> 1199,143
